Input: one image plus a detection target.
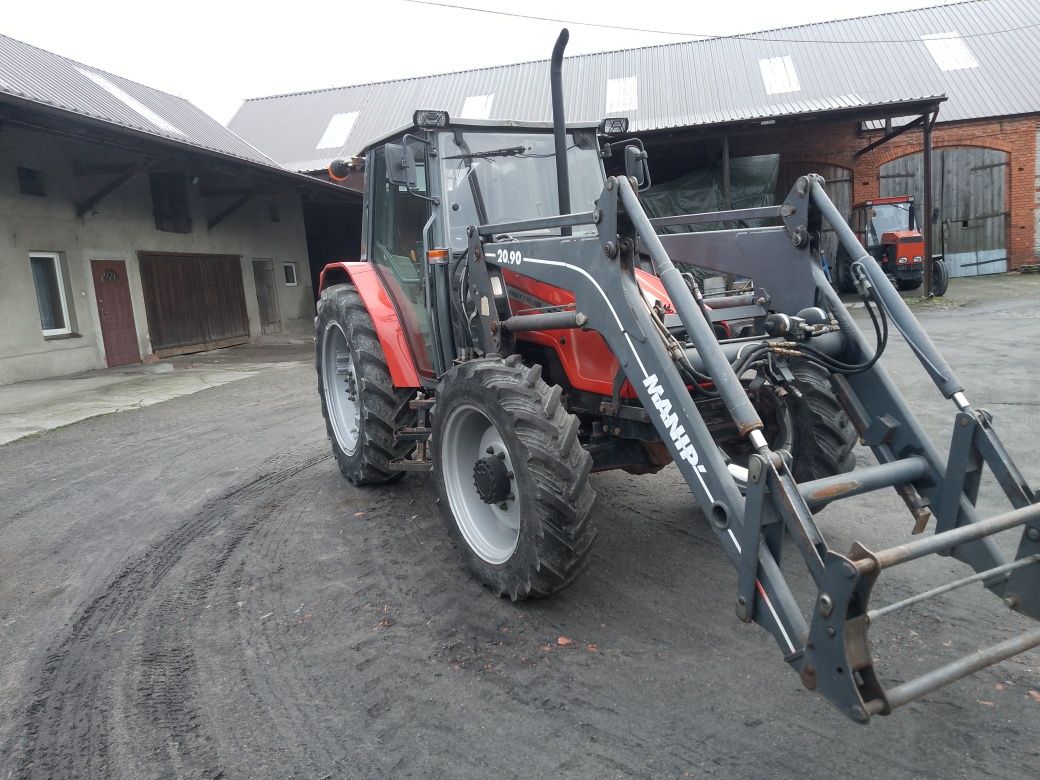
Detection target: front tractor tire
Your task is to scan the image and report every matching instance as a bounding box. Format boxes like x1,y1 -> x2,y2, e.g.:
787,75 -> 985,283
725,362 -> 857,486
316,283 -> 414,485
759,362 -> 857,482
431,356 -> 597,601
833,249 -> 857,294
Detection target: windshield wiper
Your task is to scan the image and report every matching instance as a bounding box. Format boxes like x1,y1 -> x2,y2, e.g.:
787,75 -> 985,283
444,145 -> 527,160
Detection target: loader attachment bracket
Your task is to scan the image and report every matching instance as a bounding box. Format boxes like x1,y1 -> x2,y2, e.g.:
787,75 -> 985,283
802,549 -> 886,723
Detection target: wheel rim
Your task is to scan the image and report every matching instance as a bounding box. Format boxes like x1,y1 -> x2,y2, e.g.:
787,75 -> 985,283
322,322 -> 361,456
440,404 -> 521,565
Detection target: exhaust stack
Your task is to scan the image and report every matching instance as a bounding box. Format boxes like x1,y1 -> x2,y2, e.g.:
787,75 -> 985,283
550,29 -> 571,236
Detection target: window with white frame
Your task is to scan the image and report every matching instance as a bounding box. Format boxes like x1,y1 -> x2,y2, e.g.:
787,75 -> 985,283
283,262 -> 298,287
29,252 -> 73,336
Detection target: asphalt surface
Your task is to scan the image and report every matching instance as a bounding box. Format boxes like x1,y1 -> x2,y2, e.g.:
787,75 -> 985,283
1,276 -> 1038,778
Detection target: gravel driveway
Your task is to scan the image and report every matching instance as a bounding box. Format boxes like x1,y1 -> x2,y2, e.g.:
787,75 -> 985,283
1,276 -> 1038,778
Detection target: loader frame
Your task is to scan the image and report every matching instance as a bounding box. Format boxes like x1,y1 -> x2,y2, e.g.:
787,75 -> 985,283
450,169 -> 1040,722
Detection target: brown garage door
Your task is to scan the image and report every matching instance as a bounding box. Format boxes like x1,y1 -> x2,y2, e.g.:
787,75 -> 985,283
139,252 -> 250,356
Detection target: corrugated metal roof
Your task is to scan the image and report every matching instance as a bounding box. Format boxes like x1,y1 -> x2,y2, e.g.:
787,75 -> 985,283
0,33 -> 283,171
229,0 -> 1040,172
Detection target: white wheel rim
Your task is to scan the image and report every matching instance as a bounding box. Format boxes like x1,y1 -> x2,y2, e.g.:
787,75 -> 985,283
322,322 -> 361,455
441,404 -> 521,564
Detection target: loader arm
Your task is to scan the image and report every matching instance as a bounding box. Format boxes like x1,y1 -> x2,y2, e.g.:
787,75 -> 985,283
474,179 -> 825,673
469,174 -> 1040,722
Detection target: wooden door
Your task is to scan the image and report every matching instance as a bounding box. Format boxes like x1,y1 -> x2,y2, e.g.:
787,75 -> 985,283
91,259 -> 140,368
252,259 -> 282,335
880,148 -> 1008,277
138,253 -> 250,356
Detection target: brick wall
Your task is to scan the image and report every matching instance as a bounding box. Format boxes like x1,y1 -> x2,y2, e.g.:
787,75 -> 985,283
729,114 -> 1040,269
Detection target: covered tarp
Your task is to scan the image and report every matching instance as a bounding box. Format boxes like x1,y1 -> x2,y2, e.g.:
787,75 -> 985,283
641,154 -> 780,233
640,154 -> 779,282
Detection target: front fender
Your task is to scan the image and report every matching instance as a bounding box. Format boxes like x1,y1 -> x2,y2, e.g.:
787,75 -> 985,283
319,262 -> 421,389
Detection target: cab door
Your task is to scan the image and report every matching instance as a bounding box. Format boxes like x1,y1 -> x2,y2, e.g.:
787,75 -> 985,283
366,144 -> 437,378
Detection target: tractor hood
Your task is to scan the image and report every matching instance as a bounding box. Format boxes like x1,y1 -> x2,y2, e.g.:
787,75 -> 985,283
880,230 -> 924,246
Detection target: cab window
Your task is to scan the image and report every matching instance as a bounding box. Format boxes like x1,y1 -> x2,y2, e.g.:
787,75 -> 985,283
368,145 -> 435,376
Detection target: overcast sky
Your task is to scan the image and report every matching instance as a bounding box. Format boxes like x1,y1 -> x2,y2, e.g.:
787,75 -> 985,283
6,0 -> 966,124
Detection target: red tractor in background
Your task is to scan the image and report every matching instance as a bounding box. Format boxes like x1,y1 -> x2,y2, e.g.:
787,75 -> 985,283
832,196 -> 947,294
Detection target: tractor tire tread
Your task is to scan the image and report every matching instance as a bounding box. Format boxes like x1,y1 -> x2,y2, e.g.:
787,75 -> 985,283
432,358 -> 597,600
316,283 -> 415,486
788,362 -> 857,481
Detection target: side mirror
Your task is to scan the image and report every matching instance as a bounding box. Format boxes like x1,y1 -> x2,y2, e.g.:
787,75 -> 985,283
328,158 -> 351,182
384,143 -> 417,189
931,207 -> 940,225
624,144 -> 648,188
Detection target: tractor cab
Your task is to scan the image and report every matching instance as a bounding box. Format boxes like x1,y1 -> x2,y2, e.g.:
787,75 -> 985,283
836,196 -> 925,292
322,113 -> 642,383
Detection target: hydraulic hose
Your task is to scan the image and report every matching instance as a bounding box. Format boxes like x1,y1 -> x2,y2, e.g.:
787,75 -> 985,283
616,176 -> 764,436
809,178 -> 963,398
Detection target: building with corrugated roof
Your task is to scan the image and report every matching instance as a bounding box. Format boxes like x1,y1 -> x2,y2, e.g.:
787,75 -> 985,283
0,33 -> 356,384
230,0 -> 1040,276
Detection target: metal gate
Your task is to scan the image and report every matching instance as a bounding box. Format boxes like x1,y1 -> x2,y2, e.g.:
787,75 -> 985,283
880,147 -> 1008,277
779,162 -> 852,265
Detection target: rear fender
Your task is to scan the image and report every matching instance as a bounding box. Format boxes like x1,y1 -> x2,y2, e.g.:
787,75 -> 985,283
319,262 -> 421,389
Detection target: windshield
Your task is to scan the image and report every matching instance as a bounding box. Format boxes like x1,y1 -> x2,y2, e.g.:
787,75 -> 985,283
439,130 -> 604,250
867,203 -> 915,242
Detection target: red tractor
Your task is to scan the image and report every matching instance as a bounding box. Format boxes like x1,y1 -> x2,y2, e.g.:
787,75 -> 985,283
312,31 -> 1040,721
833,196 -> 932,293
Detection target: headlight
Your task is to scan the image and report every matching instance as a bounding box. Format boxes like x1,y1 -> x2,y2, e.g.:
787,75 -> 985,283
413,110 -> 450,127
912,255 -> 923,263
897,256 -> 909,265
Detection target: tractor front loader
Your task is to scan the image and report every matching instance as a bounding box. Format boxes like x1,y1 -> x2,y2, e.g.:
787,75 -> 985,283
315,30 -> 1040,722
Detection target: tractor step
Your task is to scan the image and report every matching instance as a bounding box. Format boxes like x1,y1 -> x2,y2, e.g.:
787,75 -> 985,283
390,426 -> 433,471
395,426 -> 433,442
387,458 -> 432,472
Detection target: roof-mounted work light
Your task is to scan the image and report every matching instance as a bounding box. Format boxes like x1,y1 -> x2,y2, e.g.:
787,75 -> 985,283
599,117 -> 629,134
414,110 -> 450,128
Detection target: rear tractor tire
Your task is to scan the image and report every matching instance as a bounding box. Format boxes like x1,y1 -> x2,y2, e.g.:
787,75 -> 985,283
316,283 -> 414,485
431,356 -> 597,600
930,258 -> 949,297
